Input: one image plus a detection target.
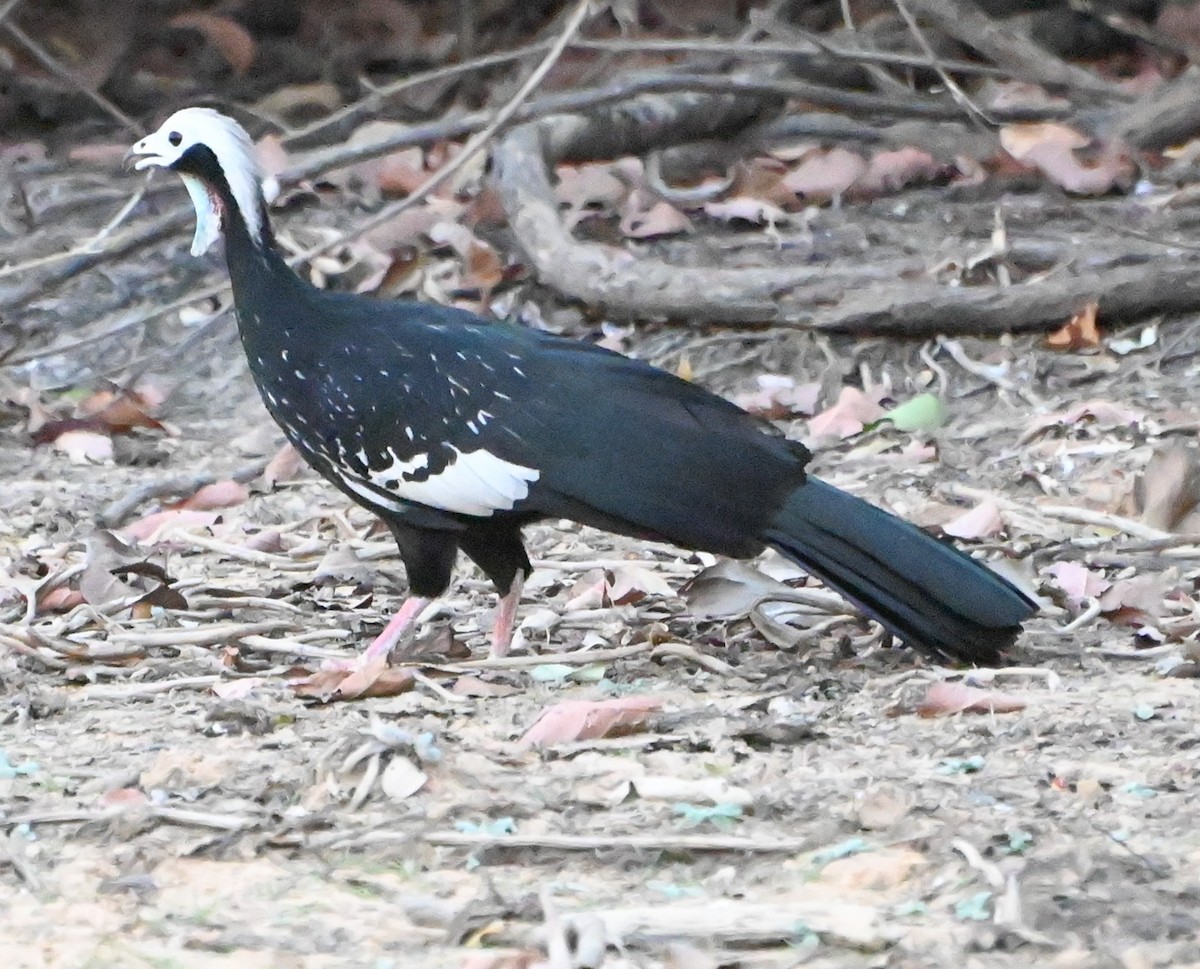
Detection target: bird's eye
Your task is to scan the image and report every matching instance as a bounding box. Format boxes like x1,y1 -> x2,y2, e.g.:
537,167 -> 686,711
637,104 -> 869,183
168,131 -> 182,147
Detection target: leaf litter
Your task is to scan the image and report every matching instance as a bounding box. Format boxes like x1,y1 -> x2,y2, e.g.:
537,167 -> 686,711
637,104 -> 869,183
7,12 -> 1200,963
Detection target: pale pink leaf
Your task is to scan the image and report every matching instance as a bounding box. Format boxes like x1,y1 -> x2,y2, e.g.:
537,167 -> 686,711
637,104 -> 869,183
121,509 -> 223,544
519,696 -> 662,748
781,148 -> 867,199
917,681 -> 1027,717
807,387 -> 886,441
1045,561 -> 1111,610
943,499 -> 1004,540
620,199 -> 692,239
182,480 -> 250,511
855,148 -> 941,196
53,430 -> 113,465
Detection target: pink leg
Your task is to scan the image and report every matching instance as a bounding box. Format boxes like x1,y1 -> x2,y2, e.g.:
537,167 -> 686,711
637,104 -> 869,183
489,571 -> 526,658
361,595 -> 432,663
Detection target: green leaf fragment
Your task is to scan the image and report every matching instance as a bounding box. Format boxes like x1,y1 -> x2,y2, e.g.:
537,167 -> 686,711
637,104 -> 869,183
955,891 -> 993,921
883,393 -> 948,432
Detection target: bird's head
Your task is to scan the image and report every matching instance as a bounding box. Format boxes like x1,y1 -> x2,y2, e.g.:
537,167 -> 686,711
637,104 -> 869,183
127,108 -> 273,256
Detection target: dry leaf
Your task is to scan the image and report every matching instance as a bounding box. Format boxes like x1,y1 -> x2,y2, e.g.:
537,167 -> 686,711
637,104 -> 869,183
999,124 -> 1133,195
1138,448 -> 1200,531
943,499 -> 1004,540
121,509 -> 223,544
620,196 -> 692,239
52,430 -> 113,465
734,375 -> 821,419
169,13 -> 257,74
781,148 -> 867,200
1045,301 -> 1101,351
519,696 -> 662,748
380,756 -> 427,800
262,443 -> 307,488
1045,561 -> 1111,610
807,386 -> 886,441
917,681 -> 1027,717
855,148 -> 941,196
181,480 -> 250,511
702,197 -> 788,225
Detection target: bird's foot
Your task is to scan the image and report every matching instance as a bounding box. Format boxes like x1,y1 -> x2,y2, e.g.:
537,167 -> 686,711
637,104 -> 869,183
321,595 -> 433,671
488,573 -> 525,658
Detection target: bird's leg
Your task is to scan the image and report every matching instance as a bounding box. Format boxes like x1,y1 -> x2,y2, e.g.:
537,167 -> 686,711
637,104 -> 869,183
361,595 -> 432,663
489,571 -> 525,658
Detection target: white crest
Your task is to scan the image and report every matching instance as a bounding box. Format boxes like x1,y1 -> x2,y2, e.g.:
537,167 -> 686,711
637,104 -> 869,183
128,108 -> 271,255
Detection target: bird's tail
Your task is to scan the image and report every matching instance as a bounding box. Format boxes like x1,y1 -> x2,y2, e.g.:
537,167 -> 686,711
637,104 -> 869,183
761,478 -> 1035,664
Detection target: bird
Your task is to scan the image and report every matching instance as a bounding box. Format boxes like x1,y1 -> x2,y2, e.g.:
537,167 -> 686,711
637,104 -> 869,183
127,108 -> 1036,668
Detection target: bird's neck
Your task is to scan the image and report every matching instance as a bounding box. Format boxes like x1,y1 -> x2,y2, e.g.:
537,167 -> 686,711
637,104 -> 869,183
218,186 -> 310,350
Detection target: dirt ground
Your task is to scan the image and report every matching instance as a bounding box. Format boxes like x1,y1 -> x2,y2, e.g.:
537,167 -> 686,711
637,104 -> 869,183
5,173 -> 1200,968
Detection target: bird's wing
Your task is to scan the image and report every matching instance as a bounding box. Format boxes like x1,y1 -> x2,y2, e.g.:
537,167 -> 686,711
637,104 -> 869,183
307,302 -> 809,553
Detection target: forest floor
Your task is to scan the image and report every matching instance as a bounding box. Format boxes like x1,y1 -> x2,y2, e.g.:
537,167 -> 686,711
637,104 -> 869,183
5,273 -> 1200,968
4,74 -> 1200,968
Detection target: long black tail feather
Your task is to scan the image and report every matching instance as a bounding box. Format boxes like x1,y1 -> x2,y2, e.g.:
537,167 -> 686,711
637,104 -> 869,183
761,478 -> 1036,664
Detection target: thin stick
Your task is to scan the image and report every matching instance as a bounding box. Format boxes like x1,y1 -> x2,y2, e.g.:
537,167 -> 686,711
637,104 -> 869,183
1,20 -> 141,133
890,0 -> 994,127
424,831 -> 809,853
291,0 -> 596,265
0,175 -> 154,278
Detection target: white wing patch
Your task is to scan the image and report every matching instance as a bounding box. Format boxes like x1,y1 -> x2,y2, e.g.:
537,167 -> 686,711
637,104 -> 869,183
334,447 -> 540,517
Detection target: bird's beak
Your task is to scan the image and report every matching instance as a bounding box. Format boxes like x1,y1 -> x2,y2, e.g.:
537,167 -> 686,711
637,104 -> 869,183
124,138 -> 164,172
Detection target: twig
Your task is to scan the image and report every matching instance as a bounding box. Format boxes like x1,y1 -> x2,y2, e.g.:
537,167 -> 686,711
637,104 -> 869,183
890,0 -> 994,127
149,806 -> 261,831
291,0 -> 596,265
97,457 -> 269,527
0,176 -> 155,278
286,35 -> 1009,147
160,531 -> 313,572
899,0 -> 1118,99
77,675 -> 224,699
1,20 -> 142,133
424,831 -> 809,853
421,641 -> 655,671
105,619 -> 296,648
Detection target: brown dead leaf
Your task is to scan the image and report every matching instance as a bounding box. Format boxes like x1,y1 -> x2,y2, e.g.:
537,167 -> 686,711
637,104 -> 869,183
1045,561 -> 1111,610
289,657 -> 417,702
37,586 -> 84,614
1045,301 -> 1101,351
262,443 -> 307,488
943,499 -> 1004,540
855,784 -> 913,830
807,386 -> 886,441
519,696 -> 662,748
781,148 -> 867,200
1138,448 -> 1200,531
169,13 -> 257,74
374,147 -> 427,196
1099,573 -> 1173,618
917,681 -> 1027,717
999,124 -> 1133,195
180,480 -> 250,511
451,675 -> 521,698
